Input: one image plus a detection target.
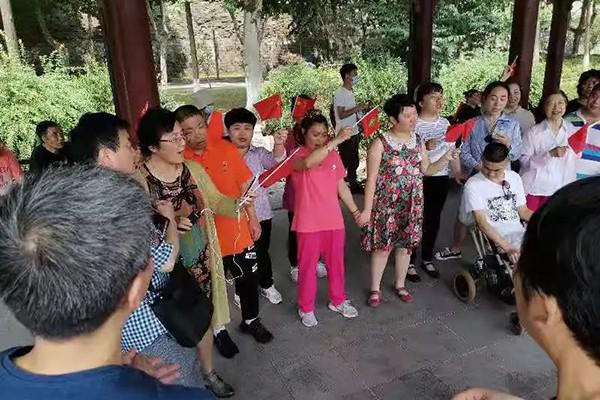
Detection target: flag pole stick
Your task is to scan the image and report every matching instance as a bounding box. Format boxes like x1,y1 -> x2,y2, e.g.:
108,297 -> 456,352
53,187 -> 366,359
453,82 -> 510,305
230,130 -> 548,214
352,107 -> 377,128
257,147 -> 302,188
291,96 -> 298,118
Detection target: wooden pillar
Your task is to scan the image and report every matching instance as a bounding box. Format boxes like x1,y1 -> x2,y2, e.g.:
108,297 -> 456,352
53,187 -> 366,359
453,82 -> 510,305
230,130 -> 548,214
101,0 -> 159,137
543,0 -> 574,97
508,0 -> 541,107
408,0 -> 435,95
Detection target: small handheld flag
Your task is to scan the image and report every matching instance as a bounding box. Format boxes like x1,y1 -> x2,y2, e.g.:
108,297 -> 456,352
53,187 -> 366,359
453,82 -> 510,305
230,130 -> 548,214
207,110 -> 224,143
292,96 -> 317,119
253,94 -> 283,121
445,118 -> 477,142
568,124 -> 589,154
354,107 -> 379,138
258,147 -> 302,188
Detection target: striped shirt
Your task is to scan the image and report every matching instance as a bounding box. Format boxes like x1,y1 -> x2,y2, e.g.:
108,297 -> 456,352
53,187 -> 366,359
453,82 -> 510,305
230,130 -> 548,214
415,117 -> 451,176
564,111 -> 600,179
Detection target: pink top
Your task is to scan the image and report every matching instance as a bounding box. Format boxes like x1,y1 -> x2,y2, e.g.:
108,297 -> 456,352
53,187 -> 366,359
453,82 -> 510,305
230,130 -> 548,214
0,149 -> 22,194
291,146 -> 346,233
282,132 -> 299,211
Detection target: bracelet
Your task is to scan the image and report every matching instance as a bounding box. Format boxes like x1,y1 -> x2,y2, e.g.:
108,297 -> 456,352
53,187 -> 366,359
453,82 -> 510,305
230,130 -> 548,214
351,209 -> 360,215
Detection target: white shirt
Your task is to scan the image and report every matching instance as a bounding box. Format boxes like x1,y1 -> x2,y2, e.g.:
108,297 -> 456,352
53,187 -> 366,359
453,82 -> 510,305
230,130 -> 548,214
415,117 -> 451,176
506,106 -> 536,136
460,170 -> 526,247
519,120 -> 577,197
334,87 -> 358,135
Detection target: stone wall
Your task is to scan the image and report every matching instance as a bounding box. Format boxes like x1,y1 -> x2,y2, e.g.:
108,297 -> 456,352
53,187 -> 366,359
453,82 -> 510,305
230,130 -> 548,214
166,1 -> 292,79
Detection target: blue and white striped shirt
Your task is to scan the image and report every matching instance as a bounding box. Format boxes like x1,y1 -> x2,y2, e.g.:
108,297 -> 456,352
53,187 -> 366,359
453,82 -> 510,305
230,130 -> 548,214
564,110 -> 600,180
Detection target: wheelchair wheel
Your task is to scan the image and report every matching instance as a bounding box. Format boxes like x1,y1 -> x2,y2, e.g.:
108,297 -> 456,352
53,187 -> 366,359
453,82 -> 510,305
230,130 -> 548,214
453,270 -> 477,303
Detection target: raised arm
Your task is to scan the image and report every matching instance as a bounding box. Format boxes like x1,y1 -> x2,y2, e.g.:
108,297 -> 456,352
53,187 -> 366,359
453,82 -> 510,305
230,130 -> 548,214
293,127 -> 352,171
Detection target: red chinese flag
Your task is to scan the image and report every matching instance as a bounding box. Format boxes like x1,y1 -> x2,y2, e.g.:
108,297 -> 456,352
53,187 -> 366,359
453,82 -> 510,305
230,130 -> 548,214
568,124 -> 589,154
258,148 -> 301,188
253,94 -> 283,121
292,97 -> 317,119
361,107 -> 380,138
445,117 -> 477,142
207,110 -> 224,144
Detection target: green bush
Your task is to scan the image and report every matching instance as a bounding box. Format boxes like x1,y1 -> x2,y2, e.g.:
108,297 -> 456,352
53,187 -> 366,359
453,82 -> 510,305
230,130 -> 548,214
0,52 -> 114,159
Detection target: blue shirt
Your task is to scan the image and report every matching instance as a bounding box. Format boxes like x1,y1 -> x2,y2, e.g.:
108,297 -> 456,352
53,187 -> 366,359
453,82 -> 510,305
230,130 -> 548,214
0,347 -> 214,400
461,114 -> 522,171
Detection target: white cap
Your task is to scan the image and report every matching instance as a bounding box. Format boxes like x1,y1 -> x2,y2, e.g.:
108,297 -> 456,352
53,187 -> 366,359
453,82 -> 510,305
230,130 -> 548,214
190,89 -> 214,110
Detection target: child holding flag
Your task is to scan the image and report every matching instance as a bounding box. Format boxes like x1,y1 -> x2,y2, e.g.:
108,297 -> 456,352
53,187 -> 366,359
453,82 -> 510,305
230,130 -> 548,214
289,110 -> 362,327
358,94 -> 459,307
225,107 -> 288,305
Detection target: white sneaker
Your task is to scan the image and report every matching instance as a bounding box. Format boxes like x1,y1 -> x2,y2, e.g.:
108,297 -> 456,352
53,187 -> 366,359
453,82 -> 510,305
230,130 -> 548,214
317,261 -> 327,278
290,266 -> 298,283
260,285 -> 283,304
298,310 -> 318,327
328,300 -> 358,318
233,294 -> 240,309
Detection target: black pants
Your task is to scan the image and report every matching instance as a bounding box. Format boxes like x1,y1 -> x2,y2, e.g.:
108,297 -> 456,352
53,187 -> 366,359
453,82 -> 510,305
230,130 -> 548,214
338,134 -> 360,184
411,176 -> 451,264
255,219 -> 273,289
222,246 -> 259,321
287,212 -> 297,267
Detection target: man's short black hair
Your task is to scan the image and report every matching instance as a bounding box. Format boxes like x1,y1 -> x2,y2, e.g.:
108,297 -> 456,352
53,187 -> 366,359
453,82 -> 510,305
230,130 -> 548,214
70,112 -> 129,164
138,108 -> 177,157
35,120 -> 59,140
174,104 -> 204,124
383,94 -> 416,119
224,108 -> 257,129
415,82 -> 443,111
339,63 -> 358,80
482,142 -> 509,163
0,165 -> 152,339
518,177 -> 600,365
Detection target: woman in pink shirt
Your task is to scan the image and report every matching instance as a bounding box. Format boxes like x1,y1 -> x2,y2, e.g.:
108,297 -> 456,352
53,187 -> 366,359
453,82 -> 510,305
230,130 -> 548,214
0,141 -> 22,195
290,111 -> 362,327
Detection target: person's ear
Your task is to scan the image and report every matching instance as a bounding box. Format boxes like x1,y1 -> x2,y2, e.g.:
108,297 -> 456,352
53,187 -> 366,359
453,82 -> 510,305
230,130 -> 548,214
540,294 -> 562,328
97,147 -> 112,168
125,260 -> 153,312
388,116 -> 398,125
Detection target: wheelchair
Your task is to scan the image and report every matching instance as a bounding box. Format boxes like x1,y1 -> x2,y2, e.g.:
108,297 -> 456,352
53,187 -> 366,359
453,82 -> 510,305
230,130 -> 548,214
452,227 -> 516,305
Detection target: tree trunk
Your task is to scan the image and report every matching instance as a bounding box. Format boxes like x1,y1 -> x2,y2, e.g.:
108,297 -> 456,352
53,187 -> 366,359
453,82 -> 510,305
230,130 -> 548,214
533,4 -> 541,65
212,28 -> 220,80
572,0 -> 591,55
0,0 -> 19,60
582,0 -> 594,70
184,1 -> 199,87
243,1 -> 263,108
157,0 -> 168,87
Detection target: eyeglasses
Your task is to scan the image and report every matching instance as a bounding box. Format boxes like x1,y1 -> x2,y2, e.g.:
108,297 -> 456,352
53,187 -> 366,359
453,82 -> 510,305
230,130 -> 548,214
159,133 -> 185,144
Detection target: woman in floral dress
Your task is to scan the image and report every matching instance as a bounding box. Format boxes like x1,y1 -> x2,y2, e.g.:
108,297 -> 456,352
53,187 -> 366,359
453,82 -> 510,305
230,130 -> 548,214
358,94 -> 459,307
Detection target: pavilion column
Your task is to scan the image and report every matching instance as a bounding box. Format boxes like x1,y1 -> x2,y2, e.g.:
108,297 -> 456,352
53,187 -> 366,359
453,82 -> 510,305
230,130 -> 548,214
101,0 -> 159,136
508,0 -> 541,107
543,0 -> 575,97
408,0 -> 436,95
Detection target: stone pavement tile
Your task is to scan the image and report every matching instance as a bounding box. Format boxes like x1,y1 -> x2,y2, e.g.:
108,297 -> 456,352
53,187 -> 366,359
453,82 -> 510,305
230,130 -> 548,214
341,388 -> 379,400
371,368 -> 454,400
278,350 -> 367,400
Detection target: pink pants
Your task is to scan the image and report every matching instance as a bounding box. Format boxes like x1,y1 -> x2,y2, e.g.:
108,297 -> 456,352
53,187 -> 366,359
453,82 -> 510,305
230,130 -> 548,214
297,229 -> 346,313
526,194 -> 550,212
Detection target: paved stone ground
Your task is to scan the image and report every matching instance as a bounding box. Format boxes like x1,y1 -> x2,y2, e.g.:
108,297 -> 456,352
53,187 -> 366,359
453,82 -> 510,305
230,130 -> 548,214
0,182 -> 556,399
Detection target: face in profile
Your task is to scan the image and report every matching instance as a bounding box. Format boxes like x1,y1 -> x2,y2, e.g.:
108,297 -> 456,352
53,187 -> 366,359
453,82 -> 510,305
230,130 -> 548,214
43,126 -> 65,151
151,122 -> 186,165
180,114 -> 208,151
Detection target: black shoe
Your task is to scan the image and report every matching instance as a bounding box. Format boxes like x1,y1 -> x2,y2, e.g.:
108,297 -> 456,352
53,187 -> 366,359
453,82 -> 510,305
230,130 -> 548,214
509,312 -> 523,335
406,265 -> 421,283
214,330 -> 239,359
204,370 -> 235,398
240,318 -> 273,343
421,262 -> 440,279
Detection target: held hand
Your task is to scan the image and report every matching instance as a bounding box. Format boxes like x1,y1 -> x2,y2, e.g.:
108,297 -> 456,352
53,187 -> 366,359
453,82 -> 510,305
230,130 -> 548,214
357,210 -> 371,227
425,139 -> 440,151
452,387 -> 523,400
335,127 -> 353,145
358,103 -> 369,111
549,146 -> 567,158
156,200 -> 176,222
500,64 -> 514,82
273,128 -> 288,146
176,216 -> 193,232
493,133 -> 511,147
444,148 -> 460,161
454,172 -> 467,186
249,219 -> 262,241
240,191 -> 257,208
124,351 -> 181,385
501,245 -> 520,265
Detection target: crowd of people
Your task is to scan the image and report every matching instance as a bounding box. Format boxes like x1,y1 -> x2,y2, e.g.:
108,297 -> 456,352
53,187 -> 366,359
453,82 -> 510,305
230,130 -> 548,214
0,65 -> 599,400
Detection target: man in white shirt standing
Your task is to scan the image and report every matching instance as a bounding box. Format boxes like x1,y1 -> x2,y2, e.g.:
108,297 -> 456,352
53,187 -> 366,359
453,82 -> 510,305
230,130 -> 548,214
460,142 -> 533,264
334,63 -> 369,193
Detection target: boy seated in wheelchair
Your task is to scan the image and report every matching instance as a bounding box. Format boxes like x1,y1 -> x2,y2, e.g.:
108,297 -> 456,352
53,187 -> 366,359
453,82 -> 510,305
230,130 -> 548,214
459,142 -> 533,264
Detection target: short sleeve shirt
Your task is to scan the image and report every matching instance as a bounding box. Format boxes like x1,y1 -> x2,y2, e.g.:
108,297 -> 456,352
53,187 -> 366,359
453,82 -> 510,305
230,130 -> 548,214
243,146 -> 278,222
415,117 -> 451,176
291,147 -> 346,233
184,140 -> 253,256
334,87 -> 358,135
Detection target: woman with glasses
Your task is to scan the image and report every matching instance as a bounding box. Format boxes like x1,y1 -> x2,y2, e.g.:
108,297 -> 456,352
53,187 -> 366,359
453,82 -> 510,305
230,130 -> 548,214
137,108 -> 249,398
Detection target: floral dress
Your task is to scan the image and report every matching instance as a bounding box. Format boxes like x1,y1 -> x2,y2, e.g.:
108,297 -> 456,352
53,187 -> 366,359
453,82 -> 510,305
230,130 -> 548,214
362,132 -> 424,252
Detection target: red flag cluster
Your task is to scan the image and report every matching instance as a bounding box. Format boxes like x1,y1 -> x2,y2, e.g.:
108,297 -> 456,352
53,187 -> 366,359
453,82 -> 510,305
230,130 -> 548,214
360,107 -> 380,138
253,94 -> 283,121
445,118 -> 477,143
292,97 -> 317,119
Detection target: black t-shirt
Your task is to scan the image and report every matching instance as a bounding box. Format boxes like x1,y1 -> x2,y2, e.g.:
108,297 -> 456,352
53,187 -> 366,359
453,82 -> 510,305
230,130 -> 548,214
29,144 -> 70,174
0,347 -> 213,400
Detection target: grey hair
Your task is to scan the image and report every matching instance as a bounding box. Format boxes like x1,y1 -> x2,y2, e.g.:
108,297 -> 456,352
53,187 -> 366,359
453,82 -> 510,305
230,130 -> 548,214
0,165 -> 153,339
